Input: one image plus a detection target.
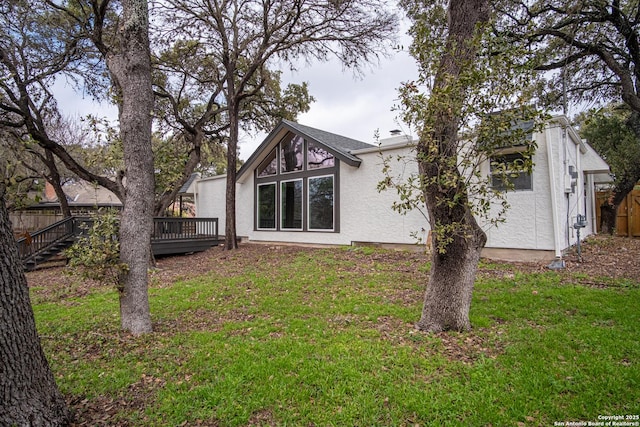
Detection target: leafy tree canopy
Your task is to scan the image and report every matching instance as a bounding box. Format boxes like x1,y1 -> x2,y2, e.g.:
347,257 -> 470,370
496,0 -> 640,114
577,104 -> 640,205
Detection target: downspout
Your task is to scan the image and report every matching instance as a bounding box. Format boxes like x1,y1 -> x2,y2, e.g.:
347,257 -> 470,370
563,124 -> 571,249
194,181 -> 199,217
576,140 -> 584,227
546,126 -> 565,268
586,174 -> 597,235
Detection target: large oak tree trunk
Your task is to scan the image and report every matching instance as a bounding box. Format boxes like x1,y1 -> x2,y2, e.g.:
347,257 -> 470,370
0,191 -> 71,426
417,210 -> 486,332
224,85 -> 239,250
106,0 -> 154,334
415,0 -> 489,332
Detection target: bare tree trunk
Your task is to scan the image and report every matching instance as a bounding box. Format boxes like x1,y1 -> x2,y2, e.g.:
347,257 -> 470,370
0,190 -> 71,426
224,122 -> 238,250
106,0 -> 154,334
415,0 -> 489,332
224,91 -> 239,250
417,210 -> 486,332
44,151 -> 72,218
600,201 -> 616,235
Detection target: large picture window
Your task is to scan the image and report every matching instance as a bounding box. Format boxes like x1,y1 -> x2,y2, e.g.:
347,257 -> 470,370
257,183 -> 276,229
255,132 -> 339,232
281,179 -> 303,229
308,176 -> 334,230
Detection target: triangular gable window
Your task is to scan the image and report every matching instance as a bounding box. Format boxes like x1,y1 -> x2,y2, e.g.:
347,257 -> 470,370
254,131 -> 339,232
280,134 -> 304,173
257,148 -> 277,177
307,141 -> 335,169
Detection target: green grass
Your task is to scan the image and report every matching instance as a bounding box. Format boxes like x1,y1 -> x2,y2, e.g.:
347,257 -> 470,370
32,248 -> 640,426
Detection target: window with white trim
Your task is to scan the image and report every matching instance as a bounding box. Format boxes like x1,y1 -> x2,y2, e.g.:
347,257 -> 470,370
281,179 -> 303,230
257,183 -> 276,229
308,175 -> 334,230
490,152 -> 533,191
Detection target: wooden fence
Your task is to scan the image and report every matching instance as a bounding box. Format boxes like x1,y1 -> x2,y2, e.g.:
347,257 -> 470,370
595,188 -> 640,237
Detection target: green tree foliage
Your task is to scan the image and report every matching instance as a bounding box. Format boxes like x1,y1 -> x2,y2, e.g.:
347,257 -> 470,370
579,106 -> 640,197
496,0 -> 640,115
388,0 -> 546,332
0,131 -> 44,211
65,209 -> 128,289
0,0 -> 123,199
577,104 -> 640,232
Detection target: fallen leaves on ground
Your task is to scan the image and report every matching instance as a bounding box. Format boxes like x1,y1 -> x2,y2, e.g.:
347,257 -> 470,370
23,235 -> 639,426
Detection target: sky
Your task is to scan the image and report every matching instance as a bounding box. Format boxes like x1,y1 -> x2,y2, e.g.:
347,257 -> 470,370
239,47 -> 420,159
56,22 -> 419,162
57,48 -> 418,161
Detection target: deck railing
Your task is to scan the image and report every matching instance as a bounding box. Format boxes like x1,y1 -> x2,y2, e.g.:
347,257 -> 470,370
17,216 -> 220,264
151,217 -> 218,241
16,217 -> 75,263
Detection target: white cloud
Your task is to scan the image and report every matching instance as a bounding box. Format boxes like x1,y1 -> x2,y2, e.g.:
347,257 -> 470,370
54,79 -> 117,122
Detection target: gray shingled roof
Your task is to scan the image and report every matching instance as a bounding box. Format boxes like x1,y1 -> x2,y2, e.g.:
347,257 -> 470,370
281,119 -> 375,162
178,173 -> 199,195
238,120 -> 375,180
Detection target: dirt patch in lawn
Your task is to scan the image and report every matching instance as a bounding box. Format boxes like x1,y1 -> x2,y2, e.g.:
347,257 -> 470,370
476,234 -> 640,286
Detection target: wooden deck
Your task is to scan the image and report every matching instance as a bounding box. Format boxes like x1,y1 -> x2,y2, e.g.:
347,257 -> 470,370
17,216 -> 220,270
151,217 -> 221,255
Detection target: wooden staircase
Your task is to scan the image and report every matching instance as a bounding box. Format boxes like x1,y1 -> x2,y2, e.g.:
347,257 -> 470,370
17,216 -> 221,271
17,217 -> 78,271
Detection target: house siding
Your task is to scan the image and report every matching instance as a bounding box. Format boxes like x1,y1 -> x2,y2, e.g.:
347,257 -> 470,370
195,116 -> 609,260
483,131 -> 555,250
197,145 -> 428,246
340,146 -> 427,245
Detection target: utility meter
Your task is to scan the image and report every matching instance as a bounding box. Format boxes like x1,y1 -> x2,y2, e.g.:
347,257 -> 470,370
574,214 -> 587,229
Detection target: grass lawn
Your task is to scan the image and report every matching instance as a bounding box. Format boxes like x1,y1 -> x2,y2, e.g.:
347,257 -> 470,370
29,243 -> 640,426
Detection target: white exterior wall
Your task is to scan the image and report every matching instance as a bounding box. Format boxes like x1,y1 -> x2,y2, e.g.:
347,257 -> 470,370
195,117 -> 606,256
241,143 -> 427,246
483,130 -> 556,250
196,176 -> 255,240
340,145 -> 428,245
195,175 -> 228,230
483,117 -> 597,253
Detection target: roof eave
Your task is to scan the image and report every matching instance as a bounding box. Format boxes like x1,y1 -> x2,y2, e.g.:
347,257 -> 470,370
237,120 -> 366,181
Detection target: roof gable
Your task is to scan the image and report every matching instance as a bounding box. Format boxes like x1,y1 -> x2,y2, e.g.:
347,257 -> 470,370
238,120 -> 374,181
178,173 -> 200,196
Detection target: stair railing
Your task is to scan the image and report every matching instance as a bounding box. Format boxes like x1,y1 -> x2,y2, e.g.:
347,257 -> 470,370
18,216 -> 220,268
17,217 -> 76,266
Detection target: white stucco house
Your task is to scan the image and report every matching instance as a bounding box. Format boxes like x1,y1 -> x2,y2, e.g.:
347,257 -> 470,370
195,116 -> 611,261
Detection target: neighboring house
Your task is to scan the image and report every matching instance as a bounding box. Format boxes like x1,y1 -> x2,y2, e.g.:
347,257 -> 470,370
43,180 -> 122,207
195,116 -> 611,261
166,173 -> 199,217
9,180 -> 122,234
